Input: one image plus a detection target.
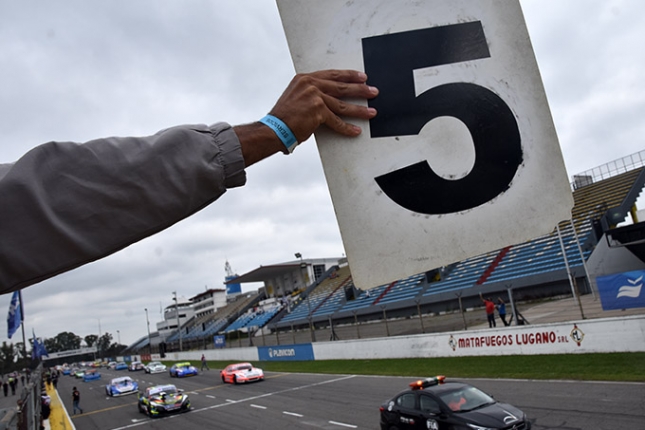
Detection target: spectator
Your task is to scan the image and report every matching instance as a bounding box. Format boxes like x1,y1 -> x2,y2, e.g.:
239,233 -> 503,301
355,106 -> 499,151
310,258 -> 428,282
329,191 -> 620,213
480,293 -> 496,328
2,380 -> 7,397
72,386 -> 83,415
0,70 -> 378,295
41,393 -> 51,422
9,377 -> 16,396
497,297 -> 509,326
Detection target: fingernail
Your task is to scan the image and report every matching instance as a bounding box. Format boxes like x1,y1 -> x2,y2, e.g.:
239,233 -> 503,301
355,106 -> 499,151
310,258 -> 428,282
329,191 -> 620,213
369,86 -> 379,95
368,107 -> 377,116
358,72 -> 367,81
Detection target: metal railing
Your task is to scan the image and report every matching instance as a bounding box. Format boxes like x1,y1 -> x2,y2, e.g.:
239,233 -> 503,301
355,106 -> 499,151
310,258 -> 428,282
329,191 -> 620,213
572,150 -> 645,189
0,364 -> 43,430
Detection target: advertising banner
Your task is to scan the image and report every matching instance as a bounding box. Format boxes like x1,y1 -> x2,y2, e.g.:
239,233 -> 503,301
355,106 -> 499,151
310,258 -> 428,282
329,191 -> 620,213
214,335 -> 226,349
258,344 -> 315,361
597,270 -> 645,310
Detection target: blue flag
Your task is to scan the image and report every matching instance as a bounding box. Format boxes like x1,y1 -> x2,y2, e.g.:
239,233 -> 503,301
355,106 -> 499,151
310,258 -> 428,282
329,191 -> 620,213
7,291 -> 22,339
32,329 -> 48,360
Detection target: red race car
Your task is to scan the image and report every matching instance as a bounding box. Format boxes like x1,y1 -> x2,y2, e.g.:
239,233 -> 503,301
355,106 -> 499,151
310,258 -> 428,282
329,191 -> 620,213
220,362 -> 264,384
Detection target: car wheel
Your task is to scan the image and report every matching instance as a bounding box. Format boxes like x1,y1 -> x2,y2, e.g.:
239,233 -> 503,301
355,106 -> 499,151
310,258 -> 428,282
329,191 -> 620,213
233,375 -> 238,385
221,375 -> 226,383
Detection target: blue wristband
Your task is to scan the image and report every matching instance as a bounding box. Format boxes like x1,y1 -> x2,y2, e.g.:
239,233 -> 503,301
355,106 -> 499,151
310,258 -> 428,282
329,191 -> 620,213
259,114 -> 298,153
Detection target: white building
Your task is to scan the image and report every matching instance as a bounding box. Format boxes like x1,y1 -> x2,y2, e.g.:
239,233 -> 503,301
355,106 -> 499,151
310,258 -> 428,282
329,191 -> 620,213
156,296 -> 194,342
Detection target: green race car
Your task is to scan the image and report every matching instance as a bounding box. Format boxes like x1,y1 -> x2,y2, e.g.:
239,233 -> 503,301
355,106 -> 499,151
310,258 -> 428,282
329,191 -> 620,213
137,384 -> 191,418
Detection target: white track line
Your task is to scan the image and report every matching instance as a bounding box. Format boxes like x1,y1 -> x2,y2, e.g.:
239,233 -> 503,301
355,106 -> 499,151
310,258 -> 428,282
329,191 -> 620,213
109,375 -> 357,430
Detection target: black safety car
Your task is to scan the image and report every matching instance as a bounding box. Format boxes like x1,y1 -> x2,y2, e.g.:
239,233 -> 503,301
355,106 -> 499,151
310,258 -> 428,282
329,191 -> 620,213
137,384 -> 191,418
379,376 -> 531,430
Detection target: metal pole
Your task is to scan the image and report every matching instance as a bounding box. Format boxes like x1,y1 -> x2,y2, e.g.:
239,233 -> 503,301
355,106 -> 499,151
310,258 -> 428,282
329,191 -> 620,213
145,308 -> 152,355
456,293 -> 467,330
415,299 -> 426,333
98,318 -> 102,359
173,291 -> 183,351
353,311 -> 361,339
19,291 -> 27,360
557,224 -> 585,319
381,306 -> 389,337
569,218 -> 596,299
507,286 -> 518,325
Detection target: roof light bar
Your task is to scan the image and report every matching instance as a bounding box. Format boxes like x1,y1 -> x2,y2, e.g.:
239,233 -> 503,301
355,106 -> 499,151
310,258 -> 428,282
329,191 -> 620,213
409,375 -> 446,390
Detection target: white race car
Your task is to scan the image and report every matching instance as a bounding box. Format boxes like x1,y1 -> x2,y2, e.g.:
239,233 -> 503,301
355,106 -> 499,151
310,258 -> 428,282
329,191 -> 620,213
144,361 -> 167,374
106,376 -> 139,397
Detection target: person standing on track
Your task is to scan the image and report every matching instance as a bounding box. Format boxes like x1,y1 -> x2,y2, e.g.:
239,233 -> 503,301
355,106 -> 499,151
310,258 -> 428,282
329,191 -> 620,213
72,386 -> 83,415
201,354 -> 209,371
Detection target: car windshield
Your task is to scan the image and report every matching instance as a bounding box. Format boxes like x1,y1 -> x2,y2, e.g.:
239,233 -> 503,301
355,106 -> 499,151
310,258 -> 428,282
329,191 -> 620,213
150,387 -> 177,396
439,386 -> 495,412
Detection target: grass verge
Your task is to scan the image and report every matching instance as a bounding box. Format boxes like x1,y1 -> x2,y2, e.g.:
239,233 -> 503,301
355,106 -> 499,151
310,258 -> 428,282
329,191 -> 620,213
199,352 -> 645,382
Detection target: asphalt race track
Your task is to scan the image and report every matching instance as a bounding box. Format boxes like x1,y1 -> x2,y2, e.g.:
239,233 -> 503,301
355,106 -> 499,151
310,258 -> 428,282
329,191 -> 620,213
53,368 -> 645,430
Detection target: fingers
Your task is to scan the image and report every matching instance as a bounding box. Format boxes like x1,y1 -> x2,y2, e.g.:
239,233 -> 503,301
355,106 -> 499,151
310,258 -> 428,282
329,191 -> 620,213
267,69 -> 379,144
302,71 -> 379,102
320,92 -> 377,136
307,69 -> 369,84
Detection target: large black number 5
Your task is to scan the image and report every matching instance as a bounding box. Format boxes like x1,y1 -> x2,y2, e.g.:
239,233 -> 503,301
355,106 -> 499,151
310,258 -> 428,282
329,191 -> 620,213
362,21 -> 522,215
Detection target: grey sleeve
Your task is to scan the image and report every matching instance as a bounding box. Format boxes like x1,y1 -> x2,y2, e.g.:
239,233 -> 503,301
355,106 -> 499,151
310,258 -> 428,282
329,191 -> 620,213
0,122 -> 246,293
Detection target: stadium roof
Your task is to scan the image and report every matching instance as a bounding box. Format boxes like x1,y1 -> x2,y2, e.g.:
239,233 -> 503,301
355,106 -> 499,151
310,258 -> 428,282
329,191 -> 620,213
227,263 -> 302,284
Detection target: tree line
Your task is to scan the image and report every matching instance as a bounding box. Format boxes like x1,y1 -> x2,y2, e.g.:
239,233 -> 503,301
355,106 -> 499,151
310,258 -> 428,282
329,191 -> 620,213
1,331 -> 127,374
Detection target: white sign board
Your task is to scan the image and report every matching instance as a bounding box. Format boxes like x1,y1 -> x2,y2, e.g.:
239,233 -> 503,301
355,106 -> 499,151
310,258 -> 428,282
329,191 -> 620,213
277,0 -> 573,289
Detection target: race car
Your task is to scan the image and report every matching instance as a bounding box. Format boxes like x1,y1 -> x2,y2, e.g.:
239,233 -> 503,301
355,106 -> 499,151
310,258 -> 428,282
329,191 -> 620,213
169,362 -> 198,378
82,369 -> 101,382
137,384 -> 191,417
379,376 -> 531,430
220,362 -> 264,384
106,376 -> 139,397
144,361 -> 167,374
129,361 -> 145,371
114,361 -> 129,371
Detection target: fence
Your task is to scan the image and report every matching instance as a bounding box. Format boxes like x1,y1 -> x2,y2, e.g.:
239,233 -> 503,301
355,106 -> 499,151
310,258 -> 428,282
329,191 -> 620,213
0,364 -> 43,430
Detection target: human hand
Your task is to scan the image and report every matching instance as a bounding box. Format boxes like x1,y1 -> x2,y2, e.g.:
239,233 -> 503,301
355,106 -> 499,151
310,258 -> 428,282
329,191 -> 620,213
268,70 -> 378,143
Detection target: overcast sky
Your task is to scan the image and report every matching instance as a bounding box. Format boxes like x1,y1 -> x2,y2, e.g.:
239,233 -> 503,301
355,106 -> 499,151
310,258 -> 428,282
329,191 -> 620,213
1,0 -> 643,348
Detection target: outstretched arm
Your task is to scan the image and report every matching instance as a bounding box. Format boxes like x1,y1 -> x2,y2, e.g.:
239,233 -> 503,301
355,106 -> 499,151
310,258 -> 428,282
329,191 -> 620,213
0,70 -> 378,294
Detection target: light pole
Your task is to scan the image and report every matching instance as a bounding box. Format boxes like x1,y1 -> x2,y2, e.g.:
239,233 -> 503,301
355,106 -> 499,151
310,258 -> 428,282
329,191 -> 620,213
145,308 -> 152,355
117,330 -> 121,345
173,292 -> 183,351
97,318 -> 102,359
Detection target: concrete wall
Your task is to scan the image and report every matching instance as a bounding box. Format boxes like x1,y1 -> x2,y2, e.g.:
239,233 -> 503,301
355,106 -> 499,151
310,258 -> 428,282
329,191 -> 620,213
154,315 -> 645,363
587,234 -> 645,280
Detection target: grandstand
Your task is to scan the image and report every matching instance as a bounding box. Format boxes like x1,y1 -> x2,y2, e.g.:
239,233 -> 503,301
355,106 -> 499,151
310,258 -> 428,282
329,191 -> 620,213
132,150 -> 645,353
